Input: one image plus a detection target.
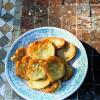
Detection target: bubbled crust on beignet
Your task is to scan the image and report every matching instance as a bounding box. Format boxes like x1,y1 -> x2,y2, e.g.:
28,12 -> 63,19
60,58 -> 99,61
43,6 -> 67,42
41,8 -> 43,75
27,59 -> 47,81
61,61 -> 74,81
11,47 -> 26,62
41,80 -> 61,93
28,79 -> 50,90
15,55 -> 30,80
41,37 -> 65,49
57,42 -> 76,61
45,56 -> 65,82
27,40 -> 55,59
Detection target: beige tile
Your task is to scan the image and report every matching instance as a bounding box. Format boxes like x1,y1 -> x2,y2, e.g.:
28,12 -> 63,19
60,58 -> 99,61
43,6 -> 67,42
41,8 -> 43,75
3,2 -> 14,11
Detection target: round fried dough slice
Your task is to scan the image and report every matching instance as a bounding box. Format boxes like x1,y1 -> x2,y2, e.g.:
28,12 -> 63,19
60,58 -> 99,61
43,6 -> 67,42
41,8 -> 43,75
41,80 -> 61,93
41,37 -> 65,49
28,79 -> 50,89
62,61 -> 74,81
11,47 -> 26,62
45,56 -> 65,82
27,40 -> 55,59
15,55 -> 30,80
57,42 -> 76,61
27,59 -> 47,81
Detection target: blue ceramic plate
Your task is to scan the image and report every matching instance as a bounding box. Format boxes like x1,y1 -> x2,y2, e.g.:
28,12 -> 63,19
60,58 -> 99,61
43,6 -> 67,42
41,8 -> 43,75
5,27 -> 88,100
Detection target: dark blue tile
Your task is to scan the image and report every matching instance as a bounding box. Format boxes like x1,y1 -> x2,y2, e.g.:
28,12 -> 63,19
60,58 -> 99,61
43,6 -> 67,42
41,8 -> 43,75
1,13 -> 13,22
0,35 -> 9,47
95,85 -> 100,95
78,84 -> 95,100
93,56 -> 100,70
0,49 -> 7,60
64,91 -> 77,100
95,85 -> 100,99
87,56 -> 92,70
81,41 -> 93,56
0,61 -> 5,74
84,69 -> 94,84
93,48 -> 100,56
94,70 -> 100,84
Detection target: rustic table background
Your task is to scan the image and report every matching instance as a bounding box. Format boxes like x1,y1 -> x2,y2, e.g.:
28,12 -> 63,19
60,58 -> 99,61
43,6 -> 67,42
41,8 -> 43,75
0,0 -> 100,100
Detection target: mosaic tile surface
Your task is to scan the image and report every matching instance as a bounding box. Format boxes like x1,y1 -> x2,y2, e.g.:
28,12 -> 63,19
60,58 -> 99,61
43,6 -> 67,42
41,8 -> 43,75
0,0 -> 100,100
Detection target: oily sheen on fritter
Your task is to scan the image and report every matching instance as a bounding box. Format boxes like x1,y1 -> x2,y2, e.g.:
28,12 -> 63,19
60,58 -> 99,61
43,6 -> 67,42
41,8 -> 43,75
27,40 -> 55,60
57,42 -> 76,61
45,56 -> 65,82
27,59 -> 47,81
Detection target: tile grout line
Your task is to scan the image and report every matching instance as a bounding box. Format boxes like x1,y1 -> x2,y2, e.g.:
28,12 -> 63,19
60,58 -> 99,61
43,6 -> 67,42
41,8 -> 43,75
33,0 -> 37,28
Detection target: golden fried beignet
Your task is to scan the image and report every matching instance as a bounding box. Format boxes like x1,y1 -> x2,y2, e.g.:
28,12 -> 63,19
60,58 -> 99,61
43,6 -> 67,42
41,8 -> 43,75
41,37 -> 65,49
45,56 -> 65,82
41,80 -> 61,93
15,55 -> 30,80
57,42 -> 76,61
11,47 -> 26,62
27,40 -> 55,59
27,59 -> 47,81
28,79 -> 50,89
62,61 -> 74,81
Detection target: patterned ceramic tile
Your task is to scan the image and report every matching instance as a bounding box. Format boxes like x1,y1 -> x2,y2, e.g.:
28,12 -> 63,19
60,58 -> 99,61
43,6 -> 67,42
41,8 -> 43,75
1,8 -> 6,16
0,18 -> 5,27
0,61 -> 5,74
6,32 -> 12,40
0,35 -> 9,47
0,72 -> 7,82
2,0 -> 8,5
1,12 -> 13,22
0,24 -> 11,34
9,7 -> 15,16
4,82 -> 13,99
0,0 -> 2,16
3,2 -> 14,11
10,0 -> 16,5
0,48 -> 7,60
12,91 -> 24,100
0,77 -> 5,88
0,0 -> 19,99
7,19 -> 14,29
0,31 -> 4,38
0,95 -> 4,100
0,84 -> 5,96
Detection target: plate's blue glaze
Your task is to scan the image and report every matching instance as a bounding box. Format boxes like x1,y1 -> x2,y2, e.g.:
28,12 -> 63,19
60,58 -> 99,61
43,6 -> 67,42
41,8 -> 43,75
5,27 -> 88,100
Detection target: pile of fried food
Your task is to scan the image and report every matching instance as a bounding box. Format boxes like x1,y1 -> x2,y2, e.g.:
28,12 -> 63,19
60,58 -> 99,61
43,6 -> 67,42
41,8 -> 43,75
11,37 -> 77,93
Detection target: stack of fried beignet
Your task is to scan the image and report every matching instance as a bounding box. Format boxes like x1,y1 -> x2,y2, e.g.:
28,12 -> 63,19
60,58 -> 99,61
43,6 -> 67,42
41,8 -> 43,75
11,37 -> 76,93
